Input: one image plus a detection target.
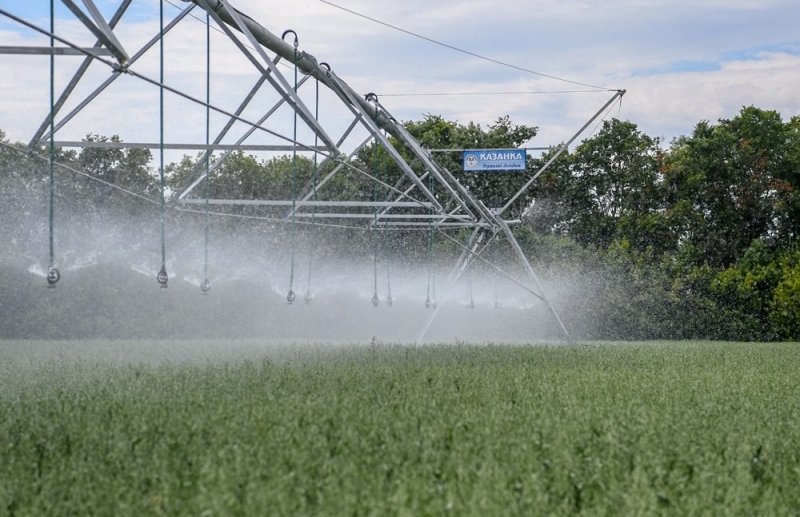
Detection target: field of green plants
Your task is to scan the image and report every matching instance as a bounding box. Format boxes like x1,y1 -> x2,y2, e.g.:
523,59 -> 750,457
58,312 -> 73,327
1,340 -> 799,515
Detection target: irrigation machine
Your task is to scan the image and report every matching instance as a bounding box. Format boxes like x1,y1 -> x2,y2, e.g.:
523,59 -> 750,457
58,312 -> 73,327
0,0 -> 626,341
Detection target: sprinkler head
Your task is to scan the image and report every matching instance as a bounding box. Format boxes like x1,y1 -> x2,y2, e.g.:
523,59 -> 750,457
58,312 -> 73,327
386,294 -> 393,307
304,289 -> 312,304
200,278 -> 211,294
157,265 -> 168,288
425,296 -> 431,309
468,298 -> 475,309
371,293 -> 379,306
286,289 -> 296,304
46,266 -> 60,288
432,299 -> 438,309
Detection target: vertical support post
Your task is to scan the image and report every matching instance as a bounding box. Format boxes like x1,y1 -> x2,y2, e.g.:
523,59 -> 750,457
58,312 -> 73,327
29,0 -> 133,148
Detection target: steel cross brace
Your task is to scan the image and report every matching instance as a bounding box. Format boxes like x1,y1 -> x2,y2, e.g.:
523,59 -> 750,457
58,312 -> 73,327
28,0 -> 134,148
30,3 -> 195,147
325,71 -> 442,211
176,72 -> 312,201
60,0 -> 128,64
198,0 -> 339,154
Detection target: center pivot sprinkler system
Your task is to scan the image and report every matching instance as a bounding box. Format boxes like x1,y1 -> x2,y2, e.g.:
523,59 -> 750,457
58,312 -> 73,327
1,0 -> 625,340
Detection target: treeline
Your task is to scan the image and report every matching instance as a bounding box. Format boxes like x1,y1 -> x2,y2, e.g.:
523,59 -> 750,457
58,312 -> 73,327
1,106 -> 799,340
395,109 -> 800,340
520,107 -> 800,340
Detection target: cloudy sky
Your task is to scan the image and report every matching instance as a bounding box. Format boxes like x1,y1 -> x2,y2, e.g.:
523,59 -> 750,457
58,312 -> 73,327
1,0 -> 799,152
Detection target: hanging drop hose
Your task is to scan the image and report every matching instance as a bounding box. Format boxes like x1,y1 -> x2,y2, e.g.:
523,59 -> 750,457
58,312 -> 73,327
368,94 -> 380,307
201,11 -> 211,295
381,133 -> 392,307
432,268 -> 437,309
492,233 -> 499,308
284,29 -> 299,304
305,70 -> 322,305
430,166 -> 437,308
371,152 -> 379,307
157,0 -> 168,289
385,254 -> 392,306
425,170 -> 434,308
46,0 -> 59,288
467,232 -> 475,309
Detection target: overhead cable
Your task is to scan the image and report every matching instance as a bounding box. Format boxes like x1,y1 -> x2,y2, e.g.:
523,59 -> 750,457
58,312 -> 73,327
318,0 -> 614,91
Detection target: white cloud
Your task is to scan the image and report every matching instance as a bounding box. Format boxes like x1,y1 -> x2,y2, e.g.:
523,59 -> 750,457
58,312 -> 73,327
622,51 -> 800,142
1,0 -> 799,153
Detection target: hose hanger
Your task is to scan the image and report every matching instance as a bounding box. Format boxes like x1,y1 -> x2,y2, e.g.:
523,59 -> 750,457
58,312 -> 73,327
320,62 -> 331,78
281,29 -> 298,48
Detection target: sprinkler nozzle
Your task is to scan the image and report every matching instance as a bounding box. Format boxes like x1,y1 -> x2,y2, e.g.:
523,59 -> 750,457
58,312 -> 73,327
371,293 -> 379,306
157,265 -> 168,288
200,278 -> 211,294
425,296 -> 431,309
46,266 -> 60,288
304,289 -> 312,304
386,294 -> 393,307
286,289 -> 296,304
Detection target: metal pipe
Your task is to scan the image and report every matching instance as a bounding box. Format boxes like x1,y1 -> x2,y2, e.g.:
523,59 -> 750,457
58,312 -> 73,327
178,199 -> 435,208
54,141 -> 325,151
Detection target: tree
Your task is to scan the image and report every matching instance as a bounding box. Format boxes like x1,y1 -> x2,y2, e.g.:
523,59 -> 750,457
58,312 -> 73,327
403,114 -> 538,211
663,107 -> 794,267
526,119 -> 668,253
78,134 -> 156,200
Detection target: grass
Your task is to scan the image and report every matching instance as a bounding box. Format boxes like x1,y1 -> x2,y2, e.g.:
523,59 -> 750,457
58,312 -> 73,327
1,340 -> 799,515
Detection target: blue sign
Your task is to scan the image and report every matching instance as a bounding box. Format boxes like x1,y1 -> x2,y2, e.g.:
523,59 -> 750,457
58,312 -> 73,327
462,149 -> 527,172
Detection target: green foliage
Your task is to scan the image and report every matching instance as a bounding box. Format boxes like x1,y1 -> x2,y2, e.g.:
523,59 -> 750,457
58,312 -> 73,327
2,103 -> 800,341
403,114 -> 539,210
564,119 -> 664,249
771,252 -> 800,338
1,342 -> 799,514
663,107 -> 797,267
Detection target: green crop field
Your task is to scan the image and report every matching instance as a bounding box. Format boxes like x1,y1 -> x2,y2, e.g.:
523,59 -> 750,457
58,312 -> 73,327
1,340 -> 799,515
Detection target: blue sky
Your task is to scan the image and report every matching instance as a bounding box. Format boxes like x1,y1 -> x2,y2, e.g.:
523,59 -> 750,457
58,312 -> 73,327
1,0 -> 799,150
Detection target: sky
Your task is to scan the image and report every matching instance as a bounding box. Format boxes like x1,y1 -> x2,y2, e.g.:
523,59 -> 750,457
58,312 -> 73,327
1,0 -> 799,153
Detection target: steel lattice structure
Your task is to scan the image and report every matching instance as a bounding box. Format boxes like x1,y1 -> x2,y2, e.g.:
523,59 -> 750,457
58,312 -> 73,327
1,0 -> 626,340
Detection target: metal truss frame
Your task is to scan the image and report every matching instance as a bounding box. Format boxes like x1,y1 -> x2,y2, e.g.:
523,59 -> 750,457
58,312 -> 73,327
0,0 -> 627,339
